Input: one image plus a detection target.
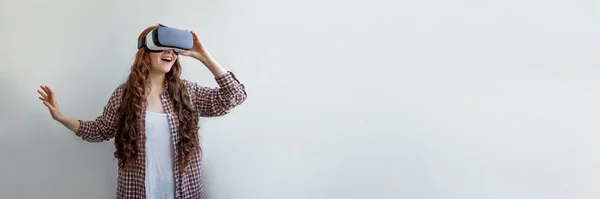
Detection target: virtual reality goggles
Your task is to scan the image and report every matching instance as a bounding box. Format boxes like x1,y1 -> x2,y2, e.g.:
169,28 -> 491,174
137,24 -> 193,54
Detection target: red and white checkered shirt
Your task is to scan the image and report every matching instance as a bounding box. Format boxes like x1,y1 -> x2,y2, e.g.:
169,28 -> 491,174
75,71 -> 247,199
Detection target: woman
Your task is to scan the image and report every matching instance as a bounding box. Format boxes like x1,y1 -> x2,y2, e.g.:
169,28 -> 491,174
37,25 -> 247,199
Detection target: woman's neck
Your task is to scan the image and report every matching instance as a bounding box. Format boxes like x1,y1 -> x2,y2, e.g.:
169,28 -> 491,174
147,72 -> 166,94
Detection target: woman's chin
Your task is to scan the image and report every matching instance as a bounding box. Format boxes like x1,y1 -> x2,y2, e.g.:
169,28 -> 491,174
162,67 -> 173,73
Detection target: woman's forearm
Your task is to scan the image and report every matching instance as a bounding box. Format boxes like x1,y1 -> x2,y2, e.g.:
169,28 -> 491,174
57,115 -> 81,133
201,56 -> 228,78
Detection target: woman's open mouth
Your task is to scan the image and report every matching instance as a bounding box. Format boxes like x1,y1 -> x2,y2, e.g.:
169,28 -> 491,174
161,57 -> 173,63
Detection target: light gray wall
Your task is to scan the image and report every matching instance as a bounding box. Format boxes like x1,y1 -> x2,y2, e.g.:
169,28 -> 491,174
2,0 -> 600,198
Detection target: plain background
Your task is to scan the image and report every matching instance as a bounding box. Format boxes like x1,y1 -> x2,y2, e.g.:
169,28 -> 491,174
2,0 -> 600,198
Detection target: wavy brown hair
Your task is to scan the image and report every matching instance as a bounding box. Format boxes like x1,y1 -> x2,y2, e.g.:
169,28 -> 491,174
114,25 -> 200,172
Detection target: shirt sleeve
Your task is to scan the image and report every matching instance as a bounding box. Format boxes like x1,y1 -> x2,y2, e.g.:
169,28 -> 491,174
184,71 -> 247,117
74,87 -> 121,142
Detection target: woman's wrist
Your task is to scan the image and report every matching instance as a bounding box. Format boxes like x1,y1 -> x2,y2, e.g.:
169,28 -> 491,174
57,115 -> 81,133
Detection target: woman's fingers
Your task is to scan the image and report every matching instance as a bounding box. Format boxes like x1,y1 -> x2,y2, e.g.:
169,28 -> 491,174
190,30 -> 200,42
39,86 -> 49,98
38,85 -> 58,108
42,85 -> 53,96
37,89 -> 48,100
40,85 -> 47,92
40,86 -> 50,97
43,101 -> 51,108
40,85 -> 57,104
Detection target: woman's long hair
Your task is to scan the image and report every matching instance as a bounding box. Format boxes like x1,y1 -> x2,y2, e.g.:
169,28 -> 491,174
114,25 -> 200,172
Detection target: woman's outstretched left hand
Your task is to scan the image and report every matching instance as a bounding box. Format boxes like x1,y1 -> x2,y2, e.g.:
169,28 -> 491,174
179,30 -> 213,63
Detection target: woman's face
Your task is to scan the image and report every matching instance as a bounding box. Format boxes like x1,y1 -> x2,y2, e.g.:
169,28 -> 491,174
148,50 -> 177,74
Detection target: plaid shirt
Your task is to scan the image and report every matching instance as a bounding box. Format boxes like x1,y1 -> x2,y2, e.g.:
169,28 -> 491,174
74,71 -> 247,199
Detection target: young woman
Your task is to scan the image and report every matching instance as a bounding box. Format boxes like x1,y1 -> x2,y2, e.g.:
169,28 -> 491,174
37,25 -> 247,199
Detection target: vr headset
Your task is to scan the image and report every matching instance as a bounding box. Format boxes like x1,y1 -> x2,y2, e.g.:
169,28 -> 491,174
137,24 -> 193,54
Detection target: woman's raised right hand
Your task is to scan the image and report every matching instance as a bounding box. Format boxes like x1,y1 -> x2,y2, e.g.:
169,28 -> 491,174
38,85 -> 64,121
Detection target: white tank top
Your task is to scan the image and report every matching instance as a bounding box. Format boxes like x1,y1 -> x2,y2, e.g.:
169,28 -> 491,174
144,110 -> 176,199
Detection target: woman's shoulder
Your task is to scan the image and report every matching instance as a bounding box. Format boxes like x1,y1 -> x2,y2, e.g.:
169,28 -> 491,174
103,83 -> 127,109
111,83 -> 127,97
